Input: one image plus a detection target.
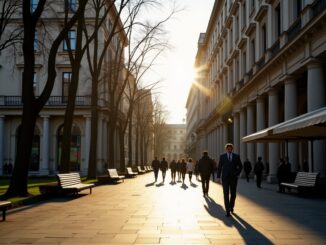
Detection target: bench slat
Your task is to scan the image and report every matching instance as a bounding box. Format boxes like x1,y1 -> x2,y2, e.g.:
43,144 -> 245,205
56,173 -> 94,194
281,172 -> 319,193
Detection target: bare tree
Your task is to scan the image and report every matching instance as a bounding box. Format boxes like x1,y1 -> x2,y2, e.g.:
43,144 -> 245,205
107,0 -> 176,171
152,96 -> 169,158
83,0 -> 130,178
5,0 -> 89,197
0,0 -> 22,52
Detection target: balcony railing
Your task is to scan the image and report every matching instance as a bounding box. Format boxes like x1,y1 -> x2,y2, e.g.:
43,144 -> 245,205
0,96 -> 102,107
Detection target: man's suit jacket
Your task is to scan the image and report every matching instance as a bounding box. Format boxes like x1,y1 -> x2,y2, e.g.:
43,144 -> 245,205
217,153 -> 243,181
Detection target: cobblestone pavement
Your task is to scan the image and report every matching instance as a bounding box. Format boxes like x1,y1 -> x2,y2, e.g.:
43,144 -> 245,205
1,171 -> 326,244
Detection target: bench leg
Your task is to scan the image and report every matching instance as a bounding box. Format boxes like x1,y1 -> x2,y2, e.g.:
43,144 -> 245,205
90,188 -> 92,194
2,209 -> 6,221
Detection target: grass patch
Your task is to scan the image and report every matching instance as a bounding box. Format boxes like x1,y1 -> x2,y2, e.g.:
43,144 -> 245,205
0,176 -> 98,206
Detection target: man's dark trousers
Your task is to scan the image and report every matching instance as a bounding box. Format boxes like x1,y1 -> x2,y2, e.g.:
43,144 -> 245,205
222,177 -> 238,212
154,170 -> 159,181
201,174 -> 210,194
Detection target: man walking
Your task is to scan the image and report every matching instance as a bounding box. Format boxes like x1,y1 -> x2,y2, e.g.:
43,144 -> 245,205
198,151 -> 214,197
217,143 -> 243,217
160,157 -> 168,183
151,156 -> 160,182
254,156 -> 264,188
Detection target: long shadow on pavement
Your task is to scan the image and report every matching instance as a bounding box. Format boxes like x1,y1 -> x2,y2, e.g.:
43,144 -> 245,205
204,196 -> 273,244
230,179 -> 326,239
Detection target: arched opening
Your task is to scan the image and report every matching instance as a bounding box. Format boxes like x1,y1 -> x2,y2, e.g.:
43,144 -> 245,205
57,124 -> 81,171
16,125 -> 40,171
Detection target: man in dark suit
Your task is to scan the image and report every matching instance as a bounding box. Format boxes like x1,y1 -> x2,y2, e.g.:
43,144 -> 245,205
217,143 -> 243,217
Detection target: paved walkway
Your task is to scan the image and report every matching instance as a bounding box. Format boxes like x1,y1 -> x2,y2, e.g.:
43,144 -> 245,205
1,171 -> 326,244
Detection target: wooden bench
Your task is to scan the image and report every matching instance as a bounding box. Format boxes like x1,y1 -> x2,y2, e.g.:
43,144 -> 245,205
107,169 -> 125,183
281,172 -> 319,194
125,167 -> 137,178
0,201 -> 12,221
136,166 -> 146,174
56,173 -> 95,195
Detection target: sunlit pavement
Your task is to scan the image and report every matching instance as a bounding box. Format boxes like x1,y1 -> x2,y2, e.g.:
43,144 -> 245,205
1,171 -> 326,244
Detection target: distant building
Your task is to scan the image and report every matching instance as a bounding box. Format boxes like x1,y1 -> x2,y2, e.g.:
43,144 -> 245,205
187,0 -> 326,180
162,124 -> 186,162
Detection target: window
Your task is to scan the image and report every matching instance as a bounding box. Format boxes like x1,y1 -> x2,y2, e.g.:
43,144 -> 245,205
262,24 -> 267,53
34,32 -> 39,51
31,0 -> 38,12
33,72 -> 37,95
63,30 -> 76,51
242,2 -> 247,29
251,39 -> 255,65
69,0 -> 77,12
295,0 -> 302,19
57,125 -> 81,171
242,51 -> 246,75
62,72 -> 72,100
275,4 -> 281,37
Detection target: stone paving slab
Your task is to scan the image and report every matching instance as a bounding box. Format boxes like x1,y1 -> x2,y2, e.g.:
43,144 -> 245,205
1,171 -> 326,244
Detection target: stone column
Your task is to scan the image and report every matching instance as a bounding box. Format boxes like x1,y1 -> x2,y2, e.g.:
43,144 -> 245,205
246,103 -> 255,163
40,116 -> 50,175
268,89 -> 280,182
83,115 -> 91,175
239,109 -> 247,161
256,97 -> 266,164
233,112 -> 240,155
284,77 -> 298,171
0,116 -> 4,175
307,61 -> 326,175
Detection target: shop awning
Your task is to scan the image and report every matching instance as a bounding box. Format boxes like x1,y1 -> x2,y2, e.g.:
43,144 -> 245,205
242,107 -> 326,143
273,107 -> 326,138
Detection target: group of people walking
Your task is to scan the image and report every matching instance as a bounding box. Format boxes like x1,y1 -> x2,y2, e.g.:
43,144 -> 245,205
151,143 -> 244,217
152,157 -> 198,184
151,142 -> 295,218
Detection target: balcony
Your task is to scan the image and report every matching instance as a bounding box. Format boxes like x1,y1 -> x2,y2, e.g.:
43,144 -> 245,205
0,96 -> 95,107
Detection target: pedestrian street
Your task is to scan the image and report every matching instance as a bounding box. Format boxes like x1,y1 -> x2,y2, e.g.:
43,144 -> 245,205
0,171 -> 326,244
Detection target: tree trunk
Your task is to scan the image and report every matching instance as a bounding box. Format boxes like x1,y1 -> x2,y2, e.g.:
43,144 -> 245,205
87,94 -> 98,179
60,16 -> 84,173
140,131 -> 144,167
108,119 -> 116,168
128,116 -> 133,167
6,109 -> 37,196
135,123 -> 139,166
119,128 -> 126,172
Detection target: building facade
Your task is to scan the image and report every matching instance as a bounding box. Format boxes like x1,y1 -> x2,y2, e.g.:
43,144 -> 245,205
0,2 -> 153,176
186,0 -> 326,180
162,124 -> 186,162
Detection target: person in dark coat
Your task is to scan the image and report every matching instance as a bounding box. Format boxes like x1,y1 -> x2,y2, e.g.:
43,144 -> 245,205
160,157 -> 168,183
254,156 -> 264,188
243,158 -> 252,182
176,160 -> 181,182
277,157 -> 291,192
198,151 -> 214,197
180,158 -> 187,184
151,156 -> 160,182
217,143 -> 243,217
170,160 -> 177,183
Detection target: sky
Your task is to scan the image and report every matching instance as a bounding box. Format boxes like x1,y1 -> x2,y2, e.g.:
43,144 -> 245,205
145,0 -> 215,124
